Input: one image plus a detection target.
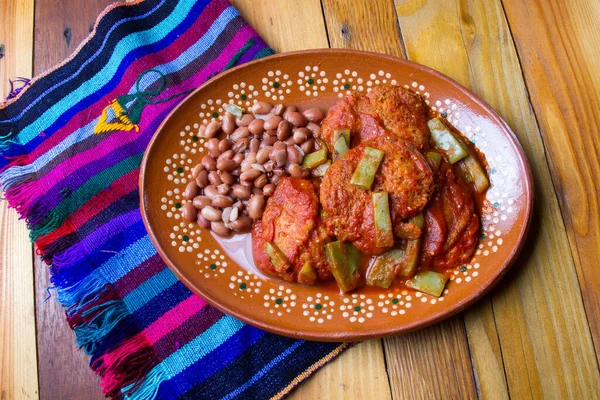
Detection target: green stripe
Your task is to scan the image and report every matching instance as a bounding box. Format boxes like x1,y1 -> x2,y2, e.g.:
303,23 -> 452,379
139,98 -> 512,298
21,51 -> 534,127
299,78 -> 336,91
253,47 -> 275,60
31,152 -> 143,240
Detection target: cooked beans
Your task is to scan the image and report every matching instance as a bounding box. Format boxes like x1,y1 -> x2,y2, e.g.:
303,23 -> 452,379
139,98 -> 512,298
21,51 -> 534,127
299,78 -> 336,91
195,170 -> 209,188
201,155 -> 216,171
251,101 -> 273,115
248,194 -> 265,219
184,181 -> 199,200
201,206 -> 222,222
287,145 -> 303,165
302,108 -> 325,123
190,101 -> 326,235
191,163 -> 204,179
205,121 -> 221,138
222,113 -> 236,134
235,113 -> 254,127
212,194 -> 234,208
181,203 -> 197,221
208,170 -> 222,186
216,158 -> 237,172
218,139 -> 232,152
264,115 -> 283,131
248,119 -> 264,135
230,127 -> 250,141
277,120 -> 292,140
285,111 -> 307,127
230,215 -> 252,232
210,221 -> 231,237
193,196 -> 211,209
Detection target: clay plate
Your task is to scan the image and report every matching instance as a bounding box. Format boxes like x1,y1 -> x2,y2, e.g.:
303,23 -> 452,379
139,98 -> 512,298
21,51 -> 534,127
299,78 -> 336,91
140,50 -> 533,341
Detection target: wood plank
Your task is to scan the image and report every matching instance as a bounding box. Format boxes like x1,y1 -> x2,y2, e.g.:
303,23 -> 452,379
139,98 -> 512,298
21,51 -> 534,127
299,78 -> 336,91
320,1 -> 479,399
290,341 -> 392,399
394,0 -> 600,398
231,0 -> 329,51
502,0 -> 600,366
321,0 -> 406,58
232,2 -> 392,398
32,1 -> 115,398
0,1 -> 38,399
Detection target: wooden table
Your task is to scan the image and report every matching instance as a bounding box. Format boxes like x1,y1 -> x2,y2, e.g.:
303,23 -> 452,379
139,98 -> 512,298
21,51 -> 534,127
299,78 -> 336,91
2,0 -> 600,398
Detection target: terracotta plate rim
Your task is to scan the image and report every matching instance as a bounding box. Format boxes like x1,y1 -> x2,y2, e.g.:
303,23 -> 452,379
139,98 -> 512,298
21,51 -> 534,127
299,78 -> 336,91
140,49 -> 534,341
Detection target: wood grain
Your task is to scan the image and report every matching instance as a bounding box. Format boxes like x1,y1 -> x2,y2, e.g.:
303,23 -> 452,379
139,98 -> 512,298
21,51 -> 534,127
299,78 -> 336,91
0,1 -> 37,399
32,1 -> 115,398
231,0 -> 329,51
320,2 -> 479,399
394,0 -> 600,398
502,0 -> 600,365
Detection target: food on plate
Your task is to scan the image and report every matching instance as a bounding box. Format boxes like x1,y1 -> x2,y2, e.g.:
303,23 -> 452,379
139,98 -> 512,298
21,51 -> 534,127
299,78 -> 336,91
320,135 -> 434,255
252,178 -> 332,284
184,84 -> 489,297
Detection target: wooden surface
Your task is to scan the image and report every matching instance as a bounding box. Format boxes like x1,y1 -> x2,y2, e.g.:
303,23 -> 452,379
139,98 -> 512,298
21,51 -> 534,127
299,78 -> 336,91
1,0 -> 600,399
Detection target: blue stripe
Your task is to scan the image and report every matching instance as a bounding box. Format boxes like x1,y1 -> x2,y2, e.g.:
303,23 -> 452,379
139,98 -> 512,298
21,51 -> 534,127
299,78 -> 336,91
124,268 -> 178,312
222,341 -> 304,400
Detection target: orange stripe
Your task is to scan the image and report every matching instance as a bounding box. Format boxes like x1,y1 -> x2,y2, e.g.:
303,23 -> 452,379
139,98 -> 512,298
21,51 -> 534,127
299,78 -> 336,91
270,342 -> 353,400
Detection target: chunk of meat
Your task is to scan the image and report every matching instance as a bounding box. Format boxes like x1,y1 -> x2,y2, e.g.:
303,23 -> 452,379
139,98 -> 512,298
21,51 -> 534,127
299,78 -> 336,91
320,135 -> 434,255
320,84 -> 429,151
420,161 -> 480,270
252,178 -> 332,283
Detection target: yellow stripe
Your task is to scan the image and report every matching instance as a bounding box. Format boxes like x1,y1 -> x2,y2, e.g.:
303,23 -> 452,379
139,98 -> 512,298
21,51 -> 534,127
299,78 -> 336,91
270,342 -> 354,400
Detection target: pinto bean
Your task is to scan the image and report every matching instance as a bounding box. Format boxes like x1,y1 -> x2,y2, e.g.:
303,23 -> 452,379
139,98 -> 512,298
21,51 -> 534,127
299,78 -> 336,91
197,213 -> 211,229
232,184 -> 251,200
193,196 -> 211,209
212,195 -> 234,208
208,170 -> 222,186
181,203 -> 197,221
195,170 -> 209,188
235,113 -> 254,127
218,139 -> 232,152
254,174 -> 268,189
222,113 -> 236,134
201,155 -> 216,171
216,158 -> 237,172
219,171 -> 236,185
201,206 -> 222,222
263,184 -> 275,197
207,138 -> 221,158
241,152 -> 258,172
210,221 -> 231,237
249,138 -> 260,153
269,141 -> 287,167
230,215 -> 252,232
287,145 -> 304,165
272,104 -> 285,116
248,118 -> 265,135
203,185 -> 218,200
240,168 -> 262,183
230,127 -> 250,141
287,163 -> 309,178
260,135 -> 277,148
256,147 -> 272,164
191,163 -> 204,179
277,120 -> 292,140
251,101 -> 273,115
232,138 -> 249,153
293,128 -> 310,144
248,194 -> 265,219
184,181 -> 200,200
205,121 -> 221,138
264,115 -> 283,131
306,122 -> 321,135
217,183 -> 231,195
217,150 -> 234,162
285,111 -> 307,127
282,105 -> 297,120
302,108 -> 325,123
300,138 -> 315,154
